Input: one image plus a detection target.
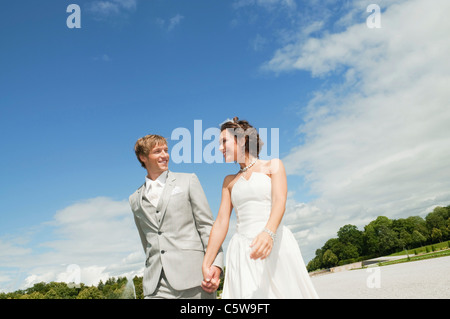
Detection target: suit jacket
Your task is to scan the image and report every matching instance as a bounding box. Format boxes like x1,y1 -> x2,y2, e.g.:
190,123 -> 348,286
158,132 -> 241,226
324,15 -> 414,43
129,170 -> 223,296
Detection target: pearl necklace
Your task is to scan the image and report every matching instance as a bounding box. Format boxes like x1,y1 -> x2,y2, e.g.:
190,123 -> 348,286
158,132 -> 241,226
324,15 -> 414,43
240,158 -> 258,173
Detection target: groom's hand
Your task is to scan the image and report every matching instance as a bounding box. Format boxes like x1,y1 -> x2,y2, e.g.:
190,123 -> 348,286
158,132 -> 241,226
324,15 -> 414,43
201,265 -> 221,293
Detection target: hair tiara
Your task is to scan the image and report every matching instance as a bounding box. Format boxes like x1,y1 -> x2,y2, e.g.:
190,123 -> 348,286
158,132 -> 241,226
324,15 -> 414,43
220,117 -> 240,126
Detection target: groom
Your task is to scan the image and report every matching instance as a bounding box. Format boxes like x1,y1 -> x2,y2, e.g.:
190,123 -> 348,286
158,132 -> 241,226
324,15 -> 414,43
129,134 -> 223,299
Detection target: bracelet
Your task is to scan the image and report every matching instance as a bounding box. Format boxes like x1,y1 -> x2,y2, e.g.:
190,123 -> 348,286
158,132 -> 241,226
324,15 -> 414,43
263,228 -> 276,241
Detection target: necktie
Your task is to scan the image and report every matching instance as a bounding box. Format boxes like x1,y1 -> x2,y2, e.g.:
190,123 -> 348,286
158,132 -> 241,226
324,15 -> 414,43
148,181 -> 162,207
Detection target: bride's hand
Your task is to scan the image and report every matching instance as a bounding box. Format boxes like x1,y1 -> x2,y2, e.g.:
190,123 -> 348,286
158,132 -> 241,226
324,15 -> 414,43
250,232 -> 273,260
201,264 -> 221,293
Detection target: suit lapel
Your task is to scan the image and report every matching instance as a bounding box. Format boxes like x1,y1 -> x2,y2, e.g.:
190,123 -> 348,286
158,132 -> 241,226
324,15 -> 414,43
158,170 -> 176,225
137,185 -> 145,213
133,185 -> 156,226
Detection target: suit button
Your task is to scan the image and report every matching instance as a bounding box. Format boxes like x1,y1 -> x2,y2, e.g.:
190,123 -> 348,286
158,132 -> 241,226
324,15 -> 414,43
161,250 -> 166,254
157,231 -> 162,235
156,210 -> 160,214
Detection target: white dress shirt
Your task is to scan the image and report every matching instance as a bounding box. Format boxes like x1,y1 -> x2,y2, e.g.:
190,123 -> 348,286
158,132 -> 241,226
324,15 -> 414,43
145,170 -> 168,207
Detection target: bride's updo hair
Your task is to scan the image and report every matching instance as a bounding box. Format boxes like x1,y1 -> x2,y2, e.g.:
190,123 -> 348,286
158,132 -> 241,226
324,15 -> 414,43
220,117 -> 264,158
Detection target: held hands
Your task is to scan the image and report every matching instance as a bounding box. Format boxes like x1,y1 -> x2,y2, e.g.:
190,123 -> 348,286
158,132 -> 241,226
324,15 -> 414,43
250,230 -> 274,260
201,265 -> 221,293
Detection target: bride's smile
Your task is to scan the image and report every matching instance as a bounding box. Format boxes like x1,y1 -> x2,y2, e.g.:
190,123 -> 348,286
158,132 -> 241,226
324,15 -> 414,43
219,129 -> 238,163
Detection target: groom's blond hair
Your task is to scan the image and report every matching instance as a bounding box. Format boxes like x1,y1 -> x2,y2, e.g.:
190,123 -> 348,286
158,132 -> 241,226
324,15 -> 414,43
134,134 -> 168,168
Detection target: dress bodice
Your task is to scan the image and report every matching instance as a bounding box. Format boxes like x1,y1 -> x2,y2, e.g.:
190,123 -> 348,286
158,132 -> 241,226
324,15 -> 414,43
231,172 -> 272,238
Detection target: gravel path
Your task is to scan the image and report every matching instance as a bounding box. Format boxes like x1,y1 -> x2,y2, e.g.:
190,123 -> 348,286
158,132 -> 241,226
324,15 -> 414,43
310,255 -> 450,299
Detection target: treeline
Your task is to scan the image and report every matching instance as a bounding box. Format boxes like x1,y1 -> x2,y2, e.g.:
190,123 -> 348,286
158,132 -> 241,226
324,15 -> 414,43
1,274 -> 225,299
307,205 -> 450,272
0,276 -> 145,299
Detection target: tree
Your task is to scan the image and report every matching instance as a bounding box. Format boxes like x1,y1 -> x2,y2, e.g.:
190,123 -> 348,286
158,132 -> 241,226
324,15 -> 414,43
44,288 -> 62,299
363,216 -> 400,255
378,225 -> 400,255
25,282 -> 48,295
406,216 -> 428,234
19,292 -> 44,299
337,224 -> 364,255
426,207 -> 448,231
322,249 -> 338,268
307,257 -> 322,272
398,229 -> 412,249
132,276 -> 144,299
97,280 -> 104,291
76,286 -> 104,299
431,228 -> 443,243
364,224 -> 380,255
426,207 -> 450,241
411,230 -> 427,247
47,282 -> 79,299
339,243 -> 359,261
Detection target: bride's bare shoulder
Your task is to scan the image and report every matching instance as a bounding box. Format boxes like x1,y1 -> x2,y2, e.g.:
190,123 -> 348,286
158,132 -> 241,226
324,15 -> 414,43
223,174 -> 238,189
262,158 -> 284,175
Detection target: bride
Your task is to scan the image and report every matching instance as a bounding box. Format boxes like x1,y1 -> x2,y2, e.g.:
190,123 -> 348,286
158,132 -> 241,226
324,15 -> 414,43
202,117 -> 318,299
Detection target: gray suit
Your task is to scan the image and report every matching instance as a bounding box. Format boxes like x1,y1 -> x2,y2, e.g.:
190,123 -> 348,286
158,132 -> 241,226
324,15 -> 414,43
129,170 -> 223,298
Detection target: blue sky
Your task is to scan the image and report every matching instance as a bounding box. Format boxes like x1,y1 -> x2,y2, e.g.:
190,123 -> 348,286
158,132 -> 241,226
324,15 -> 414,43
1,0 -> 450,292
0,2 -> 302,221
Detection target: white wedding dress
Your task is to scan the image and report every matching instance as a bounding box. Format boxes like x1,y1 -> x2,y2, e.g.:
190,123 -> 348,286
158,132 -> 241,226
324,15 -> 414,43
222,172 -> 319,299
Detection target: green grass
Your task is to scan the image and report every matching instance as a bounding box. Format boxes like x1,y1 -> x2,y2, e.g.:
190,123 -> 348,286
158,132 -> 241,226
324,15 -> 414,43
379,248 -> 450,267
389,241 -> 449,256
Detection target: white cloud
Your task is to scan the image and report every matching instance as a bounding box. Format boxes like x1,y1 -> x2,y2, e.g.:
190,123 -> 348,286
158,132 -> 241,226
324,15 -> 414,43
93,54 -> 112,62
0,194 -> 237,292
233,0 -> 297,10
0,197 -> 144,291
88,0 -> 138,18
0,239 -> 32,262
262,0 -> 450,261
156,14 -> 185,32
250,34 -> 268,51
168,14 -> 184,31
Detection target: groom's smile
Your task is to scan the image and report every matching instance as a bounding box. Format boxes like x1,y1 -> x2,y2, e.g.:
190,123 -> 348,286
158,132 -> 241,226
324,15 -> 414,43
158,158 -> 169,169
153,146 -> 169,171
139,143 -> 170,179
